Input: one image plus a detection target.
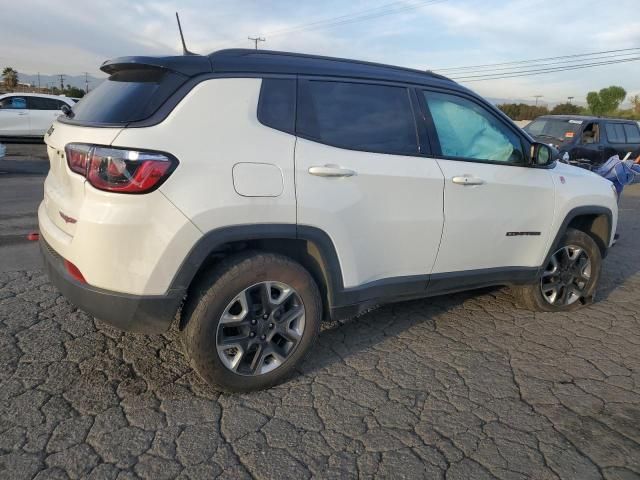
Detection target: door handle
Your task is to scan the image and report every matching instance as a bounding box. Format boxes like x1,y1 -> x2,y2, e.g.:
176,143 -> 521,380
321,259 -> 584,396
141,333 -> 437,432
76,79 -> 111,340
452,175 -> 484,186
17,112 -> 28,116
308,165 -> 357,178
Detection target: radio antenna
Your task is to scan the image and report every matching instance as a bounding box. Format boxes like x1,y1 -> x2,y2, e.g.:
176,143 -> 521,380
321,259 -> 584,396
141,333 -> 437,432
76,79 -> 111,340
176,12 -> 195,55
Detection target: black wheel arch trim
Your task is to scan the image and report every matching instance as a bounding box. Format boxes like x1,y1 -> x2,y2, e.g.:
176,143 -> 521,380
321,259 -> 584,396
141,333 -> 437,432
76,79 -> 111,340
169,223 -> 566,320
542,205 -> 613,268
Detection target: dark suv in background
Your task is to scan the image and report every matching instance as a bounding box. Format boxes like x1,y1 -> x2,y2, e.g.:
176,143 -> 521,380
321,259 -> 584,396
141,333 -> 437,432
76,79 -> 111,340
524,115 -> 640,166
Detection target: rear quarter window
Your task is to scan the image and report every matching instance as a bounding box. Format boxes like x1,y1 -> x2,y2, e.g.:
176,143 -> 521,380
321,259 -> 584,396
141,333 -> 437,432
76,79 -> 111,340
257,78 -> 296,134
623,123 -> 640,143
69,68 -> 187,124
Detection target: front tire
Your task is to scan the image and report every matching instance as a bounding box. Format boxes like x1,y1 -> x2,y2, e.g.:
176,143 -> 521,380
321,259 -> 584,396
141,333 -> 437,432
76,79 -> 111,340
513,228 -> 602,312
181,252 -> 322,392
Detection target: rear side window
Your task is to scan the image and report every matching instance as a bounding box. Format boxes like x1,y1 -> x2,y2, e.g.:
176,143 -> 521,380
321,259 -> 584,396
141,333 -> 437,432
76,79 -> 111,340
623,123 -> 640,143
297,80 -> 418,155
69,68 -> 186,124
28,97 -> 66,110
257,78 -> 296,134
605,123 -> 626,144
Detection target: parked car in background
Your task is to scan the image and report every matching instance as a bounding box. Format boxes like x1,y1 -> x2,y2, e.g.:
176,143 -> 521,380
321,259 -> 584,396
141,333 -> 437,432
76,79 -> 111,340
0,93 -> 75,139
524,115 -> 640,166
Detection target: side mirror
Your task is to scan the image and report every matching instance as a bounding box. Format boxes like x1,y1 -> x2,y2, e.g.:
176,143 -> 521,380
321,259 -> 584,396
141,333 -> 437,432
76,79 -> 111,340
60,104 -> 74,118
531,142 -> 557,166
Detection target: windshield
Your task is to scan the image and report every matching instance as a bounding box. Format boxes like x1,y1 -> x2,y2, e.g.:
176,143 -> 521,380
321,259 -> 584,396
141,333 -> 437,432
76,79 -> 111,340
68,68 -> 187,124
524,118 -> 583,142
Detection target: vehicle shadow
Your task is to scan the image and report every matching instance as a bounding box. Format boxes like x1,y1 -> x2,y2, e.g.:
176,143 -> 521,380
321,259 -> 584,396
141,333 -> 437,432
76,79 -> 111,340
297,286 -> 502,377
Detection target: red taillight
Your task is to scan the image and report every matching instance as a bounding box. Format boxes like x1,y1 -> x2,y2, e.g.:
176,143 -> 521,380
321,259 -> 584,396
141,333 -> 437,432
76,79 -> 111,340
65,144 -> 177,194
64,260 -> 86,283
65,144 -> 91,174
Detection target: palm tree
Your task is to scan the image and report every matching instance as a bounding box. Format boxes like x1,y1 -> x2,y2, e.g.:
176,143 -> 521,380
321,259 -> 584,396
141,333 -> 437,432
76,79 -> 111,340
2,67 -> 18,90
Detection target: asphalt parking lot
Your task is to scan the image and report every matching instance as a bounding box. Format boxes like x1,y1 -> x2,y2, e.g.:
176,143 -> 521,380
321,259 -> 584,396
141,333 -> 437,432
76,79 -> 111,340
1,146 -> 639,479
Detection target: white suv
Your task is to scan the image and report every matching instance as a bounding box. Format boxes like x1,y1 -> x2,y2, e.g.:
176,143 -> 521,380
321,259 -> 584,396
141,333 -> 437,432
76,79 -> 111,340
39,49 -> 618,391
0,93 -> 75,138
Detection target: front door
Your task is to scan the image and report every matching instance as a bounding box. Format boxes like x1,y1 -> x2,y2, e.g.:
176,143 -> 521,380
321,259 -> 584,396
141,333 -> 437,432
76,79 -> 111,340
420,89 -> 555,276
575,121 -> 605,164
295,79 -> 445,291
0,96 -> 30,136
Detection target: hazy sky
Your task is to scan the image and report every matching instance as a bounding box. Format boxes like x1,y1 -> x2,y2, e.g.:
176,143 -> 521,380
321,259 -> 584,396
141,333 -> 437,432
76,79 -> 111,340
1,0 -> 639,105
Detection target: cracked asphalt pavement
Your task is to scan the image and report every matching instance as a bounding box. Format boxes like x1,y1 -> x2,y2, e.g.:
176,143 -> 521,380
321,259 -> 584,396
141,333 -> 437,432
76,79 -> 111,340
1,186 -> 639,479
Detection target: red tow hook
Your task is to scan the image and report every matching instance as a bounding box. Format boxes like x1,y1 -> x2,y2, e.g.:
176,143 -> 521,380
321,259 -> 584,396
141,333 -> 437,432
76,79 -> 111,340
27,232 -> 40,241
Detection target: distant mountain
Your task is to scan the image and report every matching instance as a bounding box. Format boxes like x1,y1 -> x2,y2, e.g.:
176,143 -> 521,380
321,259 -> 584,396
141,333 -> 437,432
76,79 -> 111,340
15,73 -> 105,92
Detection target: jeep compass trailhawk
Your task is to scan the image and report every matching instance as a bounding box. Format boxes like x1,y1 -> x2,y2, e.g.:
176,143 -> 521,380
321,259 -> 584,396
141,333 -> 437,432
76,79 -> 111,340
39,49 -> 618,391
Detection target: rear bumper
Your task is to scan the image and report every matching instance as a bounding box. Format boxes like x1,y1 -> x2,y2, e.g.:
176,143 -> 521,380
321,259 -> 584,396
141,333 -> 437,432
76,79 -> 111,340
40,237 -> 183,334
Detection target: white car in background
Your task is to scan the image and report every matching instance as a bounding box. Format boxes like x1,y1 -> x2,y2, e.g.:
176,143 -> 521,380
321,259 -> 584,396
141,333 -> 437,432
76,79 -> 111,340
0,93 -> 75,138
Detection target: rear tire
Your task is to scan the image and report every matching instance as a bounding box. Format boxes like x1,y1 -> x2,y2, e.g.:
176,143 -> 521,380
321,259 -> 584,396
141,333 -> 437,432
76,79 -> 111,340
512,228 -> 602,312
181,251 -> 322,392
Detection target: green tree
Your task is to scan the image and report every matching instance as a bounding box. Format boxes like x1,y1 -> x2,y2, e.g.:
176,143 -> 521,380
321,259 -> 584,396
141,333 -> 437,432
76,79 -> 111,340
497,103 -> 549,121
2,67 -> 18,90
630,94 -> 640,115
586,86 -> 626,115
550,102 -> 583,115
63,86 -> 85,98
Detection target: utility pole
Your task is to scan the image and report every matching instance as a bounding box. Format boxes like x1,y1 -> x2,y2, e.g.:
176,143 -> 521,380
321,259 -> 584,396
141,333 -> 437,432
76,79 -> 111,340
58,74 -> 65,91
83,72 -> 90,93
533,95 -> 543,107
567,96 -> 574,104
37,72 -> 40,90
248,36 -> 265,50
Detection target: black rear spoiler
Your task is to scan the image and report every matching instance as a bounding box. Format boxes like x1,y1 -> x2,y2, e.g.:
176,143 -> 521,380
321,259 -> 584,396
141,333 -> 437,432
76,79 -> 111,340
100,55 -> 213,77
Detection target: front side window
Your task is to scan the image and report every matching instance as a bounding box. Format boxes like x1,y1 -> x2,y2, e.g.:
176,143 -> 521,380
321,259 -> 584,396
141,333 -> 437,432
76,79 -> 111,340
605,123 -> 626,144
581,122 -> 600,144
297,80 -> 418,155
424,91 -> 524,164
0,97 -> 27,109
623,123 -> 640,143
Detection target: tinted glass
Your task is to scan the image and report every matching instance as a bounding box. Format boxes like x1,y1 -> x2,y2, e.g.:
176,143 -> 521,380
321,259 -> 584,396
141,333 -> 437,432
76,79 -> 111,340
424,91 -> 524,163
0,97 -> 27,109
28,97 -> 64,110
623,123 -> 640,143
258,78 -> 296,134
297,80 -> 418,155
70,69 -> 186,124
605,123 -> 626,144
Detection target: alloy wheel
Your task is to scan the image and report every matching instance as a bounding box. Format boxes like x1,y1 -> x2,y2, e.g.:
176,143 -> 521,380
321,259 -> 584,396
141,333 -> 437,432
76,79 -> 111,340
540,245 -> 591,306
216,281 -> 306,375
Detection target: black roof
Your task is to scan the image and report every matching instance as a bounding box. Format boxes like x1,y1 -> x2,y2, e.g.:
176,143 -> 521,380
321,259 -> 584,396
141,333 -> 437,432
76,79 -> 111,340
101,49 -> 455,88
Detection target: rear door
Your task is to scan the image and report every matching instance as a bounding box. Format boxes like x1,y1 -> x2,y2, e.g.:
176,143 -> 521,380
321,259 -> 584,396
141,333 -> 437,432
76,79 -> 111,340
622,122 -> 640,155
295,79 -> 445,290
603,122 -> 627,158
27,97 -> 66,136
420,89 -> 554,275
0,96 -> 30,136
